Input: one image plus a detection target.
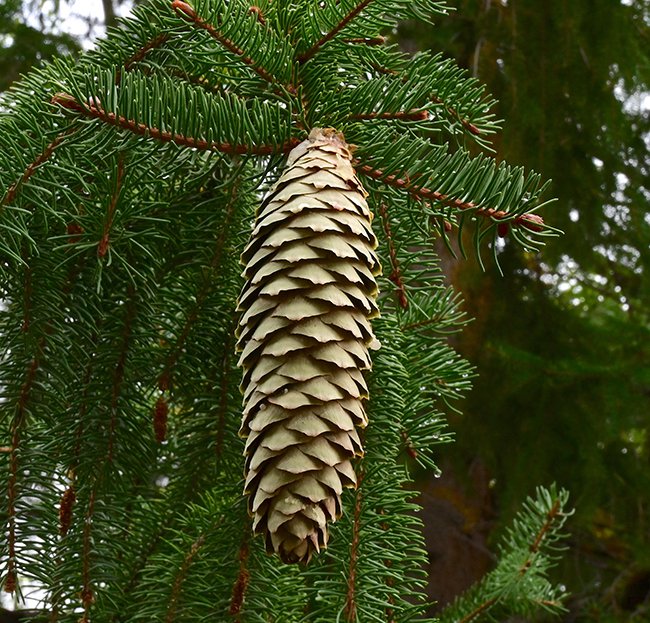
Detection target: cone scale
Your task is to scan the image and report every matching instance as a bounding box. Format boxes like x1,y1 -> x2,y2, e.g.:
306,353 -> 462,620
236,128 -> 381,563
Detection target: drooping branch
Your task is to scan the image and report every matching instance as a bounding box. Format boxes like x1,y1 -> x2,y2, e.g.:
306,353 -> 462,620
107,289 -> 137,462
4,351 -> 42,593
299,0 -> 374,64
79,488 -> 97,623
378,203 -> 408,309
5,255 -> 91,595
357,163 -> 546,234
344,470 -> 364,622
58,343 -> 98,540
1,127 -> 76,211
171,0 -> 295,94
51,93 -> 299,156
98,155 -> 124,258
165,534 -> 206,623
157,184 -> 240,393
214,325 -> 235,460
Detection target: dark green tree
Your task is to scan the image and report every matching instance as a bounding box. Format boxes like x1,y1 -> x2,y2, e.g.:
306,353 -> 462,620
0,0 -> 80,91
401,1 -> 650,619
1,1 -> 571,620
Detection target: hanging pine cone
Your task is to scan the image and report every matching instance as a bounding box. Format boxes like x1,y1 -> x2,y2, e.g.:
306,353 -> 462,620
236,128 -> 381,563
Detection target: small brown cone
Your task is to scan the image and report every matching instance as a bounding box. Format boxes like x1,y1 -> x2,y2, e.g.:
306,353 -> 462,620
236,128 -> 381,563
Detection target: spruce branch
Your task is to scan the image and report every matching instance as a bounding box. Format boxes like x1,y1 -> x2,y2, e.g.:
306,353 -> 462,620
50,93 -> 298,156
157,183 -> 240,393
80,488 -> 98,622
107,290 -> 137,462
214,327 -> 237,459
298,0 -> 374,64
378,202 -> 409,309
4,341 -> 44,595
165,534 -> 206,623
122,33 -> 172,74
0,127 -> 76,210
171,0 -> 296,94
440,486 -> 571,623
0,0 -> 566,618
97,155 -> 124,258
326,45 -> 497,141
297,0 -> 449,64
356,162 -> 549,235
343,470 -> 364,622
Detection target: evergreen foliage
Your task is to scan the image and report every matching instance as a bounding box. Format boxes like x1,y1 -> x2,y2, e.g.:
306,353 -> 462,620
401,3 -> 650,617
1,0 -> 569,620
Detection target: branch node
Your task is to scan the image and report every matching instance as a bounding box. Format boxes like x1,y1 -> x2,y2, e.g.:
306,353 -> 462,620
153,396 -> 169,443
171,0 -> 196,20
59,486 -> 77,536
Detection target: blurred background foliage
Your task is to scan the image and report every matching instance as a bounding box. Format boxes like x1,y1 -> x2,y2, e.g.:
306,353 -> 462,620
399,1 -> 650,620
0,0 -> 79,91
1,0 -> 649,620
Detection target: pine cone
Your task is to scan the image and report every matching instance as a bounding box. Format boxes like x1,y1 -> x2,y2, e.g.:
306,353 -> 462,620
236,128 -> 381,563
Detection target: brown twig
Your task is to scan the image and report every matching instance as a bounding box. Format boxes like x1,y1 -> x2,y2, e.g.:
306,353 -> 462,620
457,597 -> 498,623
171,0 -> 295,94
51,93 -> 299,156
430,94 -> 482,136
165,534 -> 206,623
153,396 -> 169,443
4,348 -> 43,594
229,540 -> 250,617
107,289 -> 137,462
357,162 -> 545,233
378,203 -> 408,309
123,34 -> 172,73
248,5 -> 266,25
298,0 -> 374,64
1,127 -> 76,211
58,486 -> 76,537
97,155 -> 124,258
344,470 -> 364,622
351,109 -> 429,122
457,497 -> 564,623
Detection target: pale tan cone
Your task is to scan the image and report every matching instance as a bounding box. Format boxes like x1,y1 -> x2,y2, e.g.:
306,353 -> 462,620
236,128 -> 381,563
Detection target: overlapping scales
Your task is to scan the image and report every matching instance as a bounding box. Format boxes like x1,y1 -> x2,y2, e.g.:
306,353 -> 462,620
236,128 -> 381,563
